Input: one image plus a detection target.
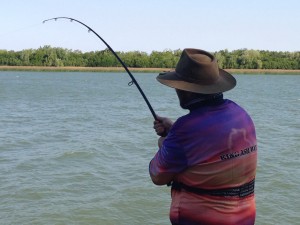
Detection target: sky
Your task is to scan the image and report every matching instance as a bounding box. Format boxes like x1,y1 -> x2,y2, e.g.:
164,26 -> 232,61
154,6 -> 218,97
1,0 -> 299,53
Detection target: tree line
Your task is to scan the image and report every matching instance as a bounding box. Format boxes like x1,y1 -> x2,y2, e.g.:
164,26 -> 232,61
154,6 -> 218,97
0,45 -> 299,69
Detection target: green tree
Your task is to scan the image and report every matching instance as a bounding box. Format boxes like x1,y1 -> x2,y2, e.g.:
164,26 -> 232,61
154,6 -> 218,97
238,50 -> 261,69
0,46 -> 299,70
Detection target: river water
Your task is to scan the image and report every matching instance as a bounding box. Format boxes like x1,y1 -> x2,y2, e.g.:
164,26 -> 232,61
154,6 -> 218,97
0,71 -> 299,225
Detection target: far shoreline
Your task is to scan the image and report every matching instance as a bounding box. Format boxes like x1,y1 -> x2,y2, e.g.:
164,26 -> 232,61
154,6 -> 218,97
0,66 -> 300,74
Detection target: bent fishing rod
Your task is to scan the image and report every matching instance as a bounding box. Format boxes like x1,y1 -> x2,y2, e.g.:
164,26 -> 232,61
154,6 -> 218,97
43,17 -> 157,121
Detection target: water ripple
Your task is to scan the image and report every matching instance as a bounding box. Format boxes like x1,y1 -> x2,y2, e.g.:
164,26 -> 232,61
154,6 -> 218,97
0,72 -> 299,225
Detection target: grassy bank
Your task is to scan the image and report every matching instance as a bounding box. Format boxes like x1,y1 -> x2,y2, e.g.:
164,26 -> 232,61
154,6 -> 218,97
226,69 -> 300,75
1,66 -> 300,74
0,66 -> 167,73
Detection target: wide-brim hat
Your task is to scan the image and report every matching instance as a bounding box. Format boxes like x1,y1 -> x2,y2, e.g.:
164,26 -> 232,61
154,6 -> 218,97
156,48 -> 236,94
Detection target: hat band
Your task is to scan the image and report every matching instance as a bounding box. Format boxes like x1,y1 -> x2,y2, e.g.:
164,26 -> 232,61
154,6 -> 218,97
175,71 -> 220,85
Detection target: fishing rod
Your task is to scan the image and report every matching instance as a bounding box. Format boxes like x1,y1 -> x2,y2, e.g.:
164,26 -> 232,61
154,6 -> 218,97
43,17 -> 157,120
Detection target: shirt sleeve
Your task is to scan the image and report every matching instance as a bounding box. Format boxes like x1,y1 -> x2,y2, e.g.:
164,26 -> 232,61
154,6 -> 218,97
149,123 -> 188,176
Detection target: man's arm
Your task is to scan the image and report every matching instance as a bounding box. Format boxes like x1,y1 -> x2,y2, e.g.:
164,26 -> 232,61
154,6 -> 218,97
149,159 -> 176,185
150,115 -> 177,185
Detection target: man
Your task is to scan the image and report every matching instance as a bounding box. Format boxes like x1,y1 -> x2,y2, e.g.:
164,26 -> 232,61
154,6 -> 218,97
149,49 -> 257,225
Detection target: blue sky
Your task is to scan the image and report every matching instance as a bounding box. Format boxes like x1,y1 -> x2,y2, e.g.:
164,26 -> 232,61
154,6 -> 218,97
1,0 -> 299,53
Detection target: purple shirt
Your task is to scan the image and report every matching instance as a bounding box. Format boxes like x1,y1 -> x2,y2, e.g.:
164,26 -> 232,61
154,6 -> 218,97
150,99 -> 257,224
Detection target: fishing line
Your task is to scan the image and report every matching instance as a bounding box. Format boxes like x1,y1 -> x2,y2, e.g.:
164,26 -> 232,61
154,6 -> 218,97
0,23 -> 41,38
43,17 -> 157,120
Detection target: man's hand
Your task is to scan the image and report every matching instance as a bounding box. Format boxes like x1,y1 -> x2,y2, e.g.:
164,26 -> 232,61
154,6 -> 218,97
153,115 -> 174,137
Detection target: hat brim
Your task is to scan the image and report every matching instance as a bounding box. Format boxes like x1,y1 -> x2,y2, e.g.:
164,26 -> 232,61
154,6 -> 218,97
156,69 -> 236,94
